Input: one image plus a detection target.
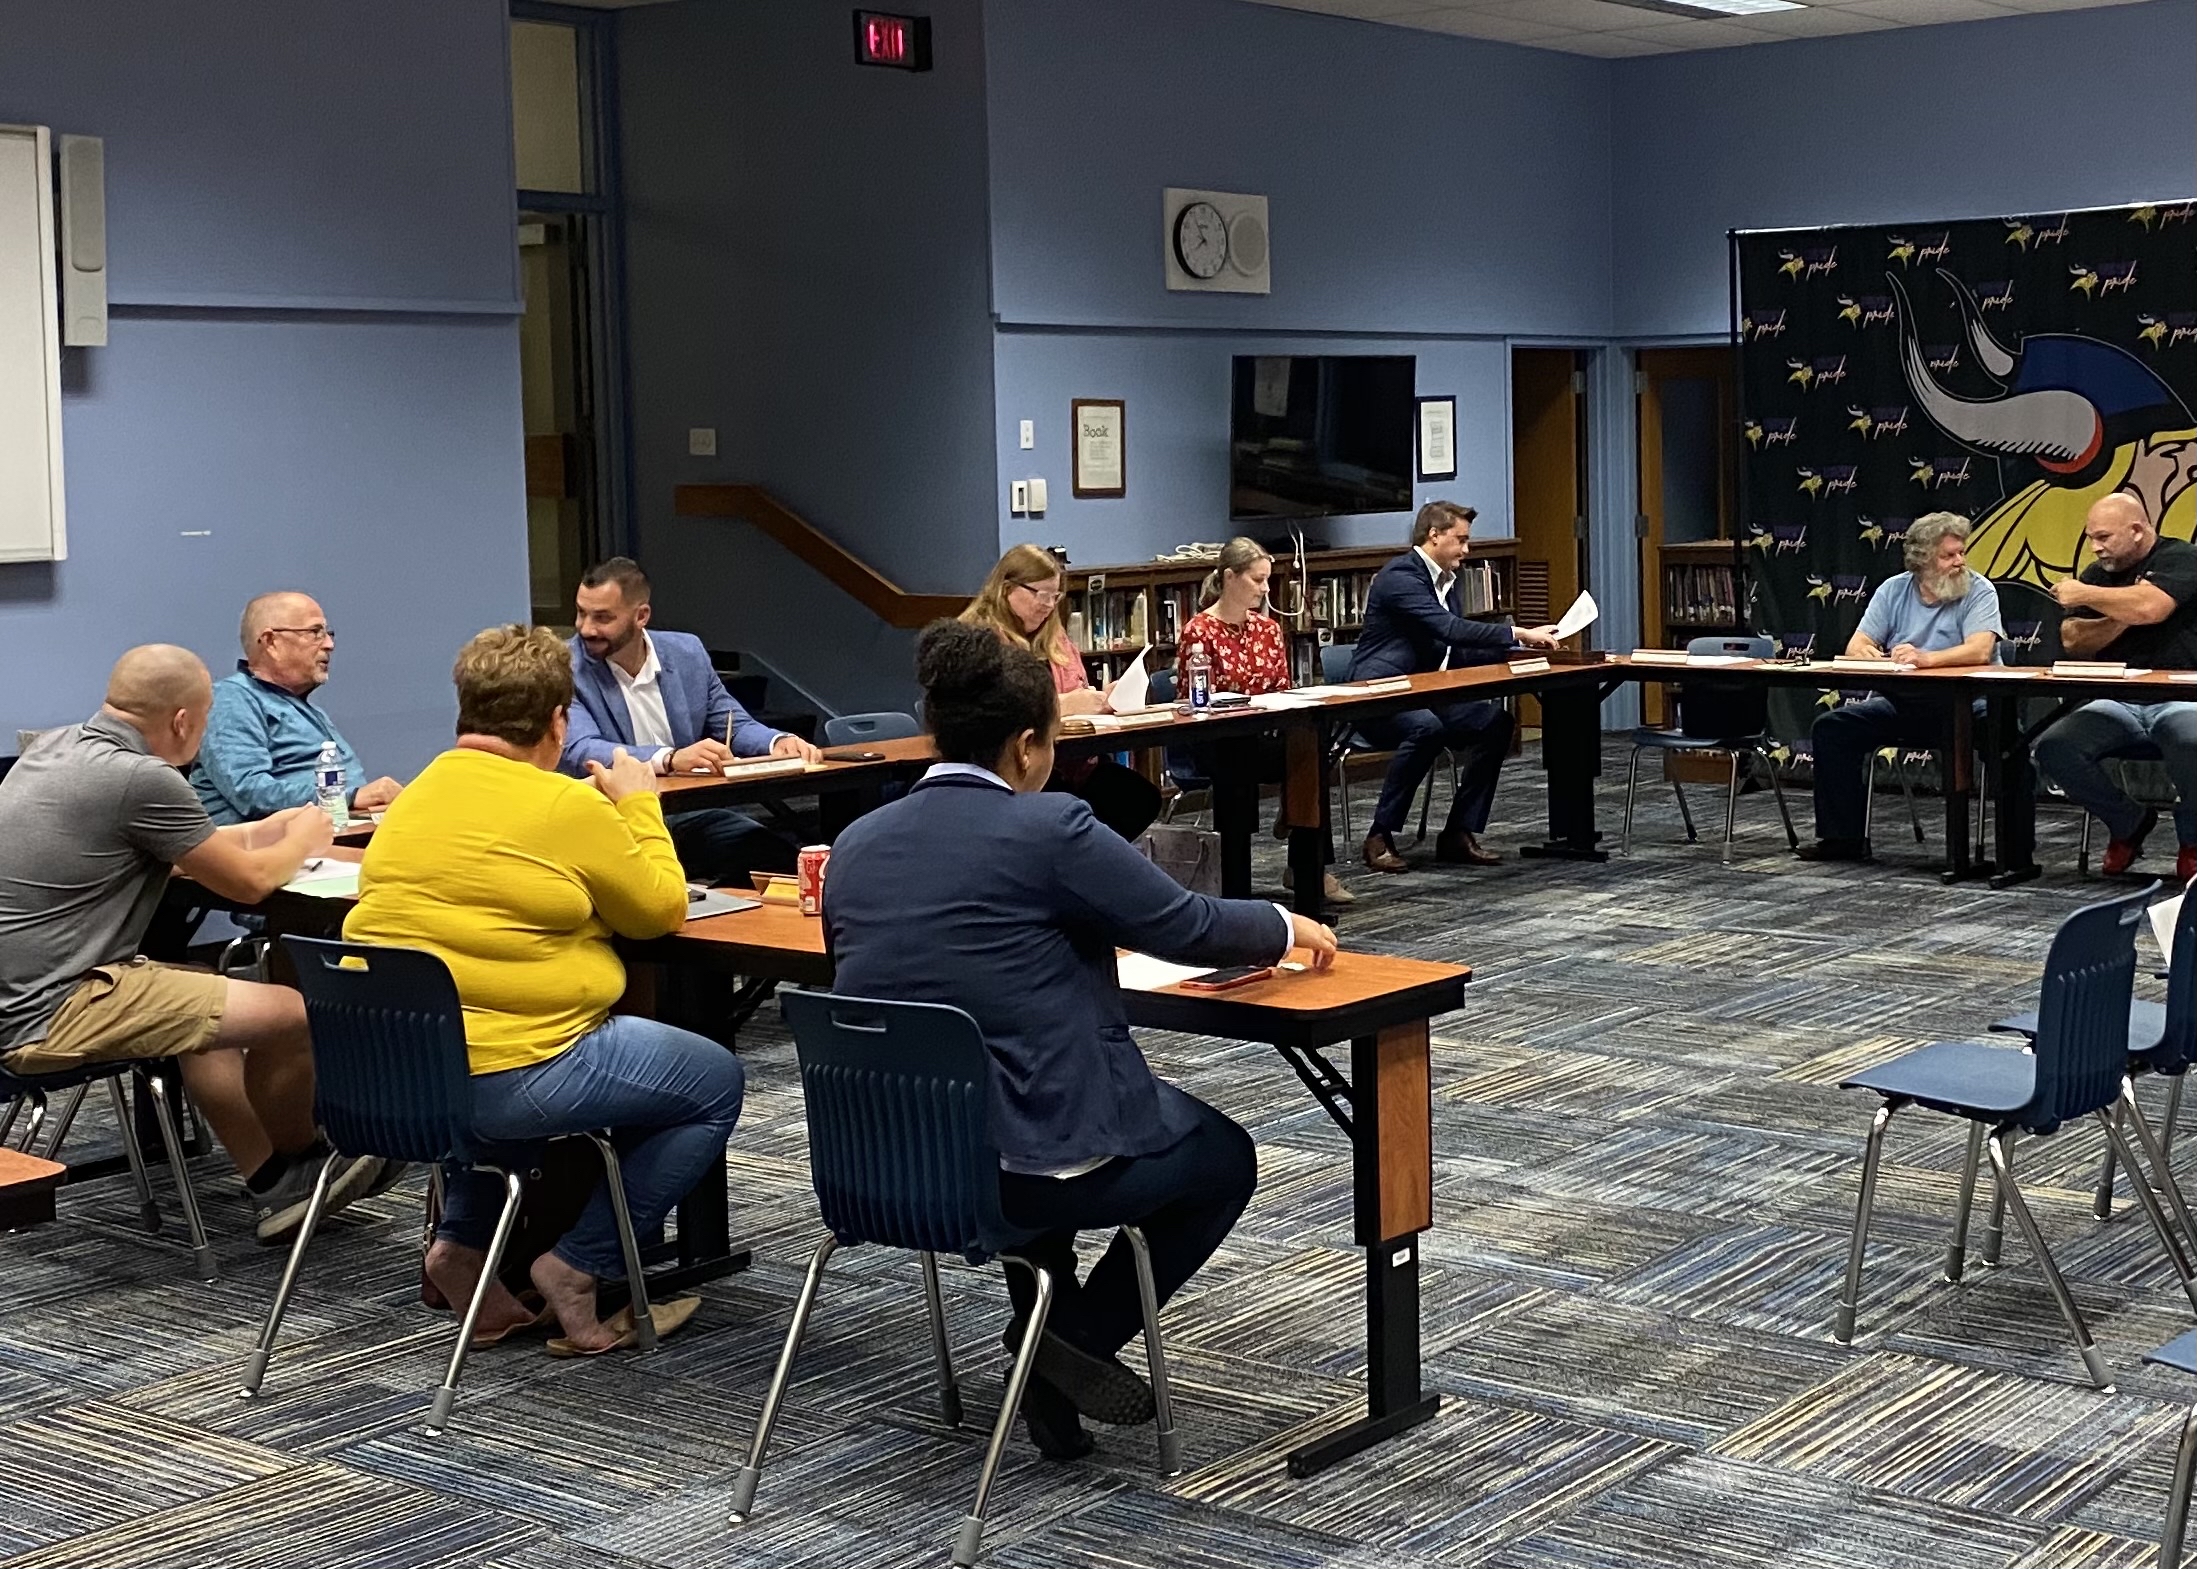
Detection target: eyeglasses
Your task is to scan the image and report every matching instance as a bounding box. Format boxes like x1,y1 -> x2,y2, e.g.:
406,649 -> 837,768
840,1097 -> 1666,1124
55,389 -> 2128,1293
268,624 -> 336,642
1014,585 -> 1064,607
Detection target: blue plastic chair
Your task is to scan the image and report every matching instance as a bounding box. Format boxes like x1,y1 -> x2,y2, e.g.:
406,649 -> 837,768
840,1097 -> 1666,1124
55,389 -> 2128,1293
730,990 -> 1179,1568
1992,886 -> 2197,1226
1621,636 -> 1797,863
1321,642 -> 1451,844
2143,1330 -> 2197,1564
0,1054 -> 213,1279
1146,669 -> 1212,823
823,711 -> 921,747
1833,882 -> 2194,1388
243,937 -> 659,1434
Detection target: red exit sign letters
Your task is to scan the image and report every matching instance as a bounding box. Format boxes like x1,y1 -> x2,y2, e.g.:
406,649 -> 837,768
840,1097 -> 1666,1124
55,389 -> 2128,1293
854,11 -> 931,71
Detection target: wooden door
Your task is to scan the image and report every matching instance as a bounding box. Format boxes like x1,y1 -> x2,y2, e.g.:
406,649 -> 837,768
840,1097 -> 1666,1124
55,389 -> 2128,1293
1510,348 -> 1585,727
1637,346 -> 1739,723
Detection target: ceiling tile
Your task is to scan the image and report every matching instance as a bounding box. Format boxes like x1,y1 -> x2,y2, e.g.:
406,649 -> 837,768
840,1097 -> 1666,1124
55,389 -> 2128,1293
1838,0 -> 2017,20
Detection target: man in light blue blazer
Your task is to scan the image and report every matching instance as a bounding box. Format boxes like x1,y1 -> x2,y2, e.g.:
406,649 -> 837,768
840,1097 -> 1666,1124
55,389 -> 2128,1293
562,558 -> 816,882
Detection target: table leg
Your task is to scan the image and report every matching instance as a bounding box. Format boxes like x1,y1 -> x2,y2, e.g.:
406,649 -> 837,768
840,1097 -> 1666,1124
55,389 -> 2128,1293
1286,1020 -> 1440,1478
1988,693 -> 2042,888
1282,723 -> 1326,919
1212,735 -> 1261,898
1520,683 -> 1606,863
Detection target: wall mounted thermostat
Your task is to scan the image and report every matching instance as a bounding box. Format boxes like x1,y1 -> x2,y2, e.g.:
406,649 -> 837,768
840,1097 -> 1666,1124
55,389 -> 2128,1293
1163,188 -> 1270,295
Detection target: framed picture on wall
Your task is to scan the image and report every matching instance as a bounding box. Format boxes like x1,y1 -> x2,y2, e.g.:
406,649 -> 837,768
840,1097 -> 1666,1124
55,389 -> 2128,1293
1072,399 -> 1126,498
1417,395 -> 1456,482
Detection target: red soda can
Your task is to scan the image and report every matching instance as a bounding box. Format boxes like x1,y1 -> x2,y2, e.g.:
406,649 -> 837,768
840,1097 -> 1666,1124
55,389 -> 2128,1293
797,844 -> 831,916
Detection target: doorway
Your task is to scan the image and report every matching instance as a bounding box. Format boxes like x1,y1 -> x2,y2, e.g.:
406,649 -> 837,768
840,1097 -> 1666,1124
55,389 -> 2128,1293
1510,347 -> 1589,727
1636,346 -> 1741,722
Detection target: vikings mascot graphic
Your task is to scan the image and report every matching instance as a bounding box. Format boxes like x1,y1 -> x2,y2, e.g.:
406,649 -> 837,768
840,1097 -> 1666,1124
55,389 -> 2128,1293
1891,269 -> 2197,588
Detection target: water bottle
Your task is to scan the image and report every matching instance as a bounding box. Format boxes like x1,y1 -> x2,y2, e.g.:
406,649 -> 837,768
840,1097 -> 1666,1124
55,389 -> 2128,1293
1187,645 -> 1213,711
313,741 -> 347,826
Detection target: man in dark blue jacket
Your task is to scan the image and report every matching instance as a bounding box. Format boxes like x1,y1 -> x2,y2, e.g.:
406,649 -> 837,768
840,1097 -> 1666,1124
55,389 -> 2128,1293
1348,501 -> 1558,872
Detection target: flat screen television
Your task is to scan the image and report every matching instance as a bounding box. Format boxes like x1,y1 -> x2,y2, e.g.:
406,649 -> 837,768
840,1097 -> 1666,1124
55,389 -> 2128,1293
1229,355 -> 1415,522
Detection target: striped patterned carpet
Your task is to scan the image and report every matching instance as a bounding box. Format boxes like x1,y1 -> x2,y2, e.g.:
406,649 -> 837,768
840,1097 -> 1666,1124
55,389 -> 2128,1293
3,742 -> 2194,1568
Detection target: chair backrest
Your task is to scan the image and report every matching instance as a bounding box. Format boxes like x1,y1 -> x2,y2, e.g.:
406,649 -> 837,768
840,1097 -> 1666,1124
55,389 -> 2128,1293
1676,635 -> 1774,741
1148,667 -> 1177,705
283,937 -> 478,1163
2024,883 -> 2157,1132
780,989 -> 1016,1263
2154,889 -> 2197,1074
823,710 -> 921,747
1320,643 -> 1353,685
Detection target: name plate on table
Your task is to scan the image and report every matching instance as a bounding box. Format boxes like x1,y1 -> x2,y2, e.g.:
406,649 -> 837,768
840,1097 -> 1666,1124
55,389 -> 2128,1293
2051,661 -> 2149,679
1351,677 -> 1413,694
1830,657 -> 1915,673
719,757 -> 812,780
1506,657 -> 1551,676
1629,648 -> 1690,666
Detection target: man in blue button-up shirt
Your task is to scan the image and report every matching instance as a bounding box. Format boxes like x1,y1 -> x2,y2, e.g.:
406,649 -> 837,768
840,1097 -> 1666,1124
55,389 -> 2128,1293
192,592 -> 403,825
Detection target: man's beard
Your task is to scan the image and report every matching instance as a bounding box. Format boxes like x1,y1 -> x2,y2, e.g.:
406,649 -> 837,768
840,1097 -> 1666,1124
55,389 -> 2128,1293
1922,565 -> 1969,602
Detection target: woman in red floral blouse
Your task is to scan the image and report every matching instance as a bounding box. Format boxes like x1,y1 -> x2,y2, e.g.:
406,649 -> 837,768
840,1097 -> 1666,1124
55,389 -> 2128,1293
1176,539 -> 1351,905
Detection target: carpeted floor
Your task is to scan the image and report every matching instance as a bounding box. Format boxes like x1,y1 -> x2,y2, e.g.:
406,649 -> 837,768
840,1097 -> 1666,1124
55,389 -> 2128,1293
3,742 -> 2193,1568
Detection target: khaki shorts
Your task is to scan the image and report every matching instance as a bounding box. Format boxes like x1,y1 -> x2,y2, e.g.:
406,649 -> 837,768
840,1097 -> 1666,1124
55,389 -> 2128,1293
3,959 -> 228,1075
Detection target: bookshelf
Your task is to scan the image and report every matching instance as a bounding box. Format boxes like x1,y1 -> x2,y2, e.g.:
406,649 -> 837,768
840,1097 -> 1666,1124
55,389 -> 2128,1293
1656,540 -> 1745,644
1064,540 -> 1520,687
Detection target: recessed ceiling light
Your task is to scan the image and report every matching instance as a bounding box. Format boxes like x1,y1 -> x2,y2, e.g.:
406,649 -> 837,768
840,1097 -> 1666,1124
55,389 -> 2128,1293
1600,0 -> 1806,16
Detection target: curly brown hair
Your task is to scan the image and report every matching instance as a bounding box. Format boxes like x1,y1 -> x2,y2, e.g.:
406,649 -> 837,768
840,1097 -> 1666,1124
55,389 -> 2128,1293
453,624 -> 574,746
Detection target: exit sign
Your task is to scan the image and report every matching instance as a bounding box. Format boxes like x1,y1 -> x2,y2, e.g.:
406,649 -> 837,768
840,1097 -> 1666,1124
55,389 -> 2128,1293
854,11 -> 931,71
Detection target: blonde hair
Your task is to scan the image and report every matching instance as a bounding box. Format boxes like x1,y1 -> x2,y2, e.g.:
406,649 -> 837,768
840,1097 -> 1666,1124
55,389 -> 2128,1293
960,543 -> 1076,668
453,624 -> 573,746
1199,537 -> 1273,608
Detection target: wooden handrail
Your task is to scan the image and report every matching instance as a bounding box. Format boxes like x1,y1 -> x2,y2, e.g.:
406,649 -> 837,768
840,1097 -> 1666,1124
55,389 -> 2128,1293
674,484 -> 968,629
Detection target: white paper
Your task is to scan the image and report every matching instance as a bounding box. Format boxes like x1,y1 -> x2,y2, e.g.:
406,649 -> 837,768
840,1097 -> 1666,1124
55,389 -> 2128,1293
2152,892 -> 2184,966
1247,692 -> 1322,710
285,862 -> 360,898
1109,646 -> 1151,712
1117,953 -> 1215,992
1685,655 -> 1754,667
1287,683 -> 1358,699
1971,668 -> 2040,679
1553,591 -> 1598,641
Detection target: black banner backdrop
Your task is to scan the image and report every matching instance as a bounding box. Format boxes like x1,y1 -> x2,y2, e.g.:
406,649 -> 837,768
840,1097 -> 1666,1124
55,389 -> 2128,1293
1735,201 -> 2197,739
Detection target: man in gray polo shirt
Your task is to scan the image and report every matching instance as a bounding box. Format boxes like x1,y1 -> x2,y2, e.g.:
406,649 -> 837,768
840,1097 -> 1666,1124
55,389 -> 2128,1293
0,644 -> 393,1242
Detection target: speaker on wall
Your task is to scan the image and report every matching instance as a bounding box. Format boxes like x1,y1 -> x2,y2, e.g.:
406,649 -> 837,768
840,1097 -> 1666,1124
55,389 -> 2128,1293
57,134 -> 105,348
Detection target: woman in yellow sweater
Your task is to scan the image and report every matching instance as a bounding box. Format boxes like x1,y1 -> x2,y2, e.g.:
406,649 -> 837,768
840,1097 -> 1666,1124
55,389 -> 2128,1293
345,625 -> 744,1354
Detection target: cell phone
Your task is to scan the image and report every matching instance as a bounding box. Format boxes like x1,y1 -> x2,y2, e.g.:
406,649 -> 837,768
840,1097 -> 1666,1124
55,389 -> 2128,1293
824,749 -> 886,763
1178,965 -> 1275,992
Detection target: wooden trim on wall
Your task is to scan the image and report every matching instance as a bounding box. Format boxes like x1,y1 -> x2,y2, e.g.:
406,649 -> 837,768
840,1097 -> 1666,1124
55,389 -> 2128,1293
673,484 -> 967,629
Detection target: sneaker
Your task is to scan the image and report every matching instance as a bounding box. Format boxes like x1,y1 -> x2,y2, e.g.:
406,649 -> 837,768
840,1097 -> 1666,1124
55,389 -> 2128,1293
2104,807 -> 2159,876
2179,843 -> 2197,887
253,1150 -> 397,1244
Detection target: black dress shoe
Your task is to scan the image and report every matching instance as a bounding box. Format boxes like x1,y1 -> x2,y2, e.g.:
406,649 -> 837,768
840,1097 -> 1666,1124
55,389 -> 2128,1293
1795,837 -> 1873,863
1362,834 -> 1409,874
1434,831 -> 1501,866
1019,1373 -> 1096,1461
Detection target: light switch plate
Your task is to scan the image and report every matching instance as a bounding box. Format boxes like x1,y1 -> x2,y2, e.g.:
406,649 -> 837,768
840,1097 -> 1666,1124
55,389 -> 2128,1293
688,427 -> 717,457
1019,419 -> 1034,450
1028,477 -> 1048,514
1010,479 -> 1029,514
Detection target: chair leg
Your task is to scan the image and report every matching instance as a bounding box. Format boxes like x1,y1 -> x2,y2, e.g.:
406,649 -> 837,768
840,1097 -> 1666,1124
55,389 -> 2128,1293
2098,1104 -> 2197,1317
730,1234 -> 838,1524
1946,1120 -> 1986,1283
2095,1101 -> 2123,1223
425,1168 -> 525,1435
239,1149 -> 342,1398
1987,1130 -> 2112,1390
14,1089 -> 48,1157
1621,746 -> 1642,855
2168,1075 -> 2188,1165
920,1251 -> 964,1429
1864,750 -> 1878,845
143,1070 -> 214,1281
1982,1131 -> 2013,1266
105,1077 -> 160,1235
1334,757 -> 1353,847
2080,813 -> 2094,875
1761,748 -> 1798,849
1721,751 -> 1741,866
0,1093 -> 22,1150
953,1258 -> 1055,1569
1896,755 -> 1924,843
2164,1400 -> 2197,1569
2123,1083 -> 2197,1268
584,1133 -> 657,1353
1123,1225 -> 1181,1475
1672,779 -> 1697,843
39,1083 -> 89,1161
1836,1099 -> 1900,1343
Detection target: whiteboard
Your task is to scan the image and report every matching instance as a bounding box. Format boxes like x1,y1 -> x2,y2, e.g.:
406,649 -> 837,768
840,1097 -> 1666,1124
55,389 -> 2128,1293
0,125 -> 66,562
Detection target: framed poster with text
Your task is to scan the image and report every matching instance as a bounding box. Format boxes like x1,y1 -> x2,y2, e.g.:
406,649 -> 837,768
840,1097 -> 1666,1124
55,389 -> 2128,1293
1072,399 -> 1126,498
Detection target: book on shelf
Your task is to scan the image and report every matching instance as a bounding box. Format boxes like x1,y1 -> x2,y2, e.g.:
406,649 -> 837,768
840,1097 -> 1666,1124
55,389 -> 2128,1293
1663,562 -> 1739,627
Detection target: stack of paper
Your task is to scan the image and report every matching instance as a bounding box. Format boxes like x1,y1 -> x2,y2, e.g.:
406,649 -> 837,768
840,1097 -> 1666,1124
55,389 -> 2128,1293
284,859 -> 361,899
1116,953 -> 1215,991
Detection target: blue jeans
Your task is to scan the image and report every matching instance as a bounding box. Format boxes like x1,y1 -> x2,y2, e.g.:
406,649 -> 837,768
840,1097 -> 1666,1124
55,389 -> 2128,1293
1809,695 -> 1952,843
438,1014 -> 746,1280
2035,699 -> 2197,845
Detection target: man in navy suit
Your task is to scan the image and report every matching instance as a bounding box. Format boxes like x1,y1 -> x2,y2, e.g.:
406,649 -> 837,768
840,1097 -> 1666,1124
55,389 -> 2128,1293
562,558 -> 817,882
1348,502 -> 1559,873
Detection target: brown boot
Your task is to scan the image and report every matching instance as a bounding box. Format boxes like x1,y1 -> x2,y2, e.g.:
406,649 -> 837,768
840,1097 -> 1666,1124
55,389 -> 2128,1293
1434,830 -> 1501,866
1362,834 -> 1408,873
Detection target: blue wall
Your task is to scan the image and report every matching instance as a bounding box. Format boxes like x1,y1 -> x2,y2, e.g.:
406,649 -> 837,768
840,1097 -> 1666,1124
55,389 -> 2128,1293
1612,0 -> 2197,340
0,0 -> 527,775
619,0 -> 997,717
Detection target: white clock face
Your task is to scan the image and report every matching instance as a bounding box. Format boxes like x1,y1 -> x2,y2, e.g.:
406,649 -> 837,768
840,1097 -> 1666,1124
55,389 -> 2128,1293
1173,202 -> 1230,280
